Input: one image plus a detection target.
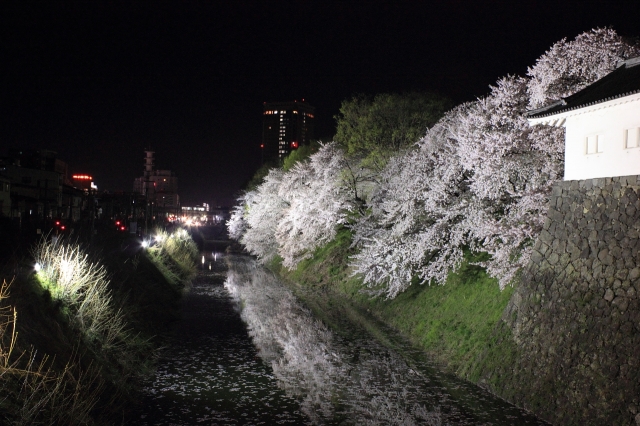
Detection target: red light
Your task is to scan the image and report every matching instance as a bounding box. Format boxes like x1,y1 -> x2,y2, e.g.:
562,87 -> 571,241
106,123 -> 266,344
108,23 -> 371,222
260,144 -> 264,148
55,221 -> 60,225
60,226 -> 65,230
120,226 -> 125,231
291,141 -> 299,149
116,221 -> 120,225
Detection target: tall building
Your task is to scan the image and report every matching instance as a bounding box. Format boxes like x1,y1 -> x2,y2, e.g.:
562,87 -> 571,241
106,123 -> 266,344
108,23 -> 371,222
262,100 -> 315,162
133,150 -> 180,217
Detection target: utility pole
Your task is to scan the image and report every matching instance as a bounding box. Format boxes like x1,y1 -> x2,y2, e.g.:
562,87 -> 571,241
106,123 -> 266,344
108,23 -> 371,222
143,148 -> 155,236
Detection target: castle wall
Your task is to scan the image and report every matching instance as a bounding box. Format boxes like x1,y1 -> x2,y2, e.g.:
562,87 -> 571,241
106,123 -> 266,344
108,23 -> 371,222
485,175 -> 640,425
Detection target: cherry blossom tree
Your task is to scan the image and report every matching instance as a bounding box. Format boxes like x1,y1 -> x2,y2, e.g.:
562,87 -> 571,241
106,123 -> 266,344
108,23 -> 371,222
276,142 -> 354,269
227,192 -> 252,241
350,104 -> 475,297
231,28 -> 640,297
352,28 -> 639,294
454,77 -> 563,287
239,169 -> 287,263
527,28 -> 640,109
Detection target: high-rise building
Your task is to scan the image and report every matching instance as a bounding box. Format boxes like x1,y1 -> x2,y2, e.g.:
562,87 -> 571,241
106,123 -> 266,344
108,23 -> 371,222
262,100 -> 315,162
133,150 -> 180,217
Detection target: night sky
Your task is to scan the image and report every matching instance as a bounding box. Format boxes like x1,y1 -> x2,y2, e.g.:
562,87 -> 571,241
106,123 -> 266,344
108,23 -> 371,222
2,1 -> 638,206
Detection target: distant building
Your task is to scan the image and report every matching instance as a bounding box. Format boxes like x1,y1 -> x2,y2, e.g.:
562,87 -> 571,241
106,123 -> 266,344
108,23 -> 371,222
181,203 -> 209,222
262,100 -> 315,162
0,149 -> 87,222
71,174 -> 97,193
528,56 -> 640,181
132,150 -> 180,218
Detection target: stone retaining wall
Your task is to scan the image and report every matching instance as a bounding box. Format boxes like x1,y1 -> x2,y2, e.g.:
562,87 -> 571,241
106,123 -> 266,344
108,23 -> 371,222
488,175 -> 640,425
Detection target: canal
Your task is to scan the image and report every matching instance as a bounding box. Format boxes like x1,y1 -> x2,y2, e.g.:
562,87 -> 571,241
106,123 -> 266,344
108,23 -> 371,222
130,253 -> 548,425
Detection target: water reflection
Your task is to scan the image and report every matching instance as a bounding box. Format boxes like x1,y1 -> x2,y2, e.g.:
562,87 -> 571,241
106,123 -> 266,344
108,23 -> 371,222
227,258 -> 439,425
131,255 -> 309,425
226,256 -> 548,426
132,254 -> 546,425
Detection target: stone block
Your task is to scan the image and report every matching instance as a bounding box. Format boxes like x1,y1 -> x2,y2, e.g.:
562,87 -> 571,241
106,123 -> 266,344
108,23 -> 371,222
605,264 -> 617,279
627,286 -> 637,299
584,179 -> 593,190
539,229 -> 554,244
604,288 -> 615,302
612,296 -> 630,312
531,250 -> 543,263
610,246 -> 621,259
615,268 -> 629,281
598,248 -> 614,266
540,242 -> 549,255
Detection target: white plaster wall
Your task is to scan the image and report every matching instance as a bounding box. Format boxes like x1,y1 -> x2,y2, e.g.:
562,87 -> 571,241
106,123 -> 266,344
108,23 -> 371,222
564,95 -> 640,181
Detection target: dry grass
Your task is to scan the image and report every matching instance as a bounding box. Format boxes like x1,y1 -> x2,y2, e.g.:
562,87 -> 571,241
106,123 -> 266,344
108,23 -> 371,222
31,238 -> 153,389
0,279 -> 104,425
147,229 -> 198,285
32,239 -> 130,349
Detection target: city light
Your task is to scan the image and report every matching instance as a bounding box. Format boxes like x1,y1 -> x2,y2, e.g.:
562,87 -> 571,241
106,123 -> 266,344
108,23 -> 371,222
34,262 -> 41,272
141,241 -> 149,248
72,174 -> 92,180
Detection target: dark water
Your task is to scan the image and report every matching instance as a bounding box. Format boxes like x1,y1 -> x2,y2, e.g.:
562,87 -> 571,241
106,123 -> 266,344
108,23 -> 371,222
131,254 -> 548,425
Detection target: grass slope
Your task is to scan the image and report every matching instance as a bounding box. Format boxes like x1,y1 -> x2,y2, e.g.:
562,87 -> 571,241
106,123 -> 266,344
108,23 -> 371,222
273,228 -> 514,379
0,229 -> 197,425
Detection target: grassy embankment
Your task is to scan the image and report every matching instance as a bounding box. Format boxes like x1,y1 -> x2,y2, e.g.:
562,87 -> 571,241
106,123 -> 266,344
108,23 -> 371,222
0,228 -> 198,425
270,228 -> 518,382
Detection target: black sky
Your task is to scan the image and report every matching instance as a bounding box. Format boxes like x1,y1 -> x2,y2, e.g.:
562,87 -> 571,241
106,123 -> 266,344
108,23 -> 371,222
2,1 -> 638,206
